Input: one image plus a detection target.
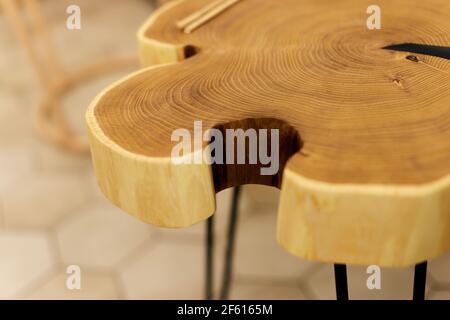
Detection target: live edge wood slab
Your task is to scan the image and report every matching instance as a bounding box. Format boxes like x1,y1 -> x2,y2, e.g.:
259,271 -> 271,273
86,0 -> 450,267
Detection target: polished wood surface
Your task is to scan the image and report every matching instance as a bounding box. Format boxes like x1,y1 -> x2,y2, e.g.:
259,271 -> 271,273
87,0 -> 450,267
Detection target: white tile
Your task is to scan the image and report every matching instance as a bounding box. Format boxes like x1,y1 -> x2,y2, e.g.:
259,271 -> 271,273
429,252 -> 450,283
2,172 -> 87,228
230,282 -> 305,300
120,242 -> 204,299
57,201 -> 152,268
302,264 -> 336,300
27,269 -> 120,300
0,147 -> 35,191
235,206 -> 317,279
0,231 -> 56,299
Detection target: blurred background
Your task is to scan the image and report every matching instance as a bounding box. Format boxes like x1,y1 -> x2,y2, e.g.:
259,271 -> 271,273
1,0 -> 450,300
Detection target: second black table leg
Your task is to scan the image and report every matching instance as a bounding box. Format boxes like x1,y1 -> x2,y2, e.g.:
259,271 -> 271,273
413,261 -> 427,300
219,186 -> 241,300
205,215 -> 215,300
334,264 -> 349,300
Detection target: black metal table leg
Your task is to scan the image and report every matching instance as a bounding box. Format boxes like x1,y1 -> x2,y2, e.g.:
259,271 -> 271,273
219,186 -> 241,300
413,261 -> 427,300
334,264 -> 349,300
205,215 -> 215,300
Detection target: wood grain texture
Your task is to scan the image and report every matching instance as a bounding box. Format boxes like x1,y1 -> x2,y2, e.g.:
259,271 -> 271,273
87,0 -> 450,266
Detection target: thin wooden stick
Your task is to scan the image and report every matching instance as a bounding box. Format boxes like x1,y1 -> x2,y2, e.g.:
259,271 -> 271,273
176,0 -> 225,30
183,0 -> 241,34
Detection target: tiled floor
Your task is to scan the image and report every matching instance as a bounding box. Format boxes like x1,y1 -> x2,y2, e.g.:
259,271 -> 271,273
1,0 -> 449,300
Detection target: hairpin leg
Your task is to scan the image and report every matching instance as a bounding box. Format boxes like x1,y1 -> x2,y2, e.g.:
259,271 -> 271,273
413,261 -> 427,300
219,186 -> 241,300
334,264 -> 349,300
205,215 -> 215,300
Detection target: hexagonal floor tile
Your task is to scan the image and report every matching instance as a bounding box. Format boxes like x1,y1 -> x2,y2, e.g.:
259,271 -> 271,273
0,93 -> 33,147
429,252 -> 450,284
230,281 -> 305,300
1,172 -> 87,228
0,146 -> 34,192
26,269 -> 120,300
234,205 -> 318,279
0,230 -> 56,299
32,140 -> 92,173
428,252 -> 450,299
120,241 -> 204,299
428,290 -> 450,300
56,201 -> 152,268
297,264 -> 336,300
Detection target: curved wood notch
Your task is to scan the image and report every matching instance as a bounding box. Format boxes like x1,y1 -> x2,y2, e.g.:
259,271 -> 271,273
211,118 -> 302,191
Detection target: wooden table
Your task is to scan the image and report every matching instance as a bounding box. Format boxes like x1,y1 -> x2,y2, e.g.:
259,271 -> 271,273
86,0 -> 450,300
